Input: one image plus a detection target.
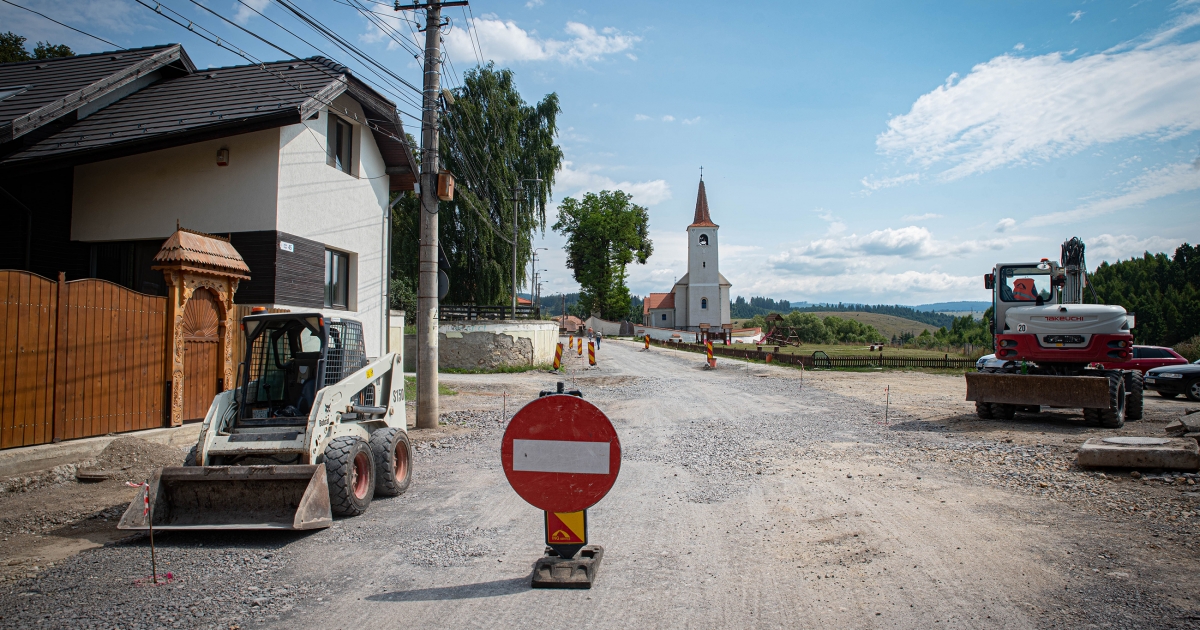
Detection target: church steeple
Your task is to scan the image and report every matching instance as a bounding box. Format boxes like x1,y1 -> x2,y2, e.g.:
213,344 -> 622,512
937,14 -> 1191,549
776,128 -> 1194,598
689,179 -> 718,228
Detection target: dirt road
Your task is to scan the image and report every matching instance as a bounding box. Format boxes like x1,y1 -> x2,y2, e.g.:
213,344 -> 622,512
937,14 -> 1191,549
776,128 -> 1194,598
3,339 -> 1200,629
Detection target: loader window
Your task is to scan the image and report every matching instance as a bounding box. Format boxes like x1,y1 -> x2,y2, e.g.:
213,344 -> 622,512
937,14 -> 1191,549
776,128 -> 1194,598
1000,266 -> 1052,303
243,319 -> 325,420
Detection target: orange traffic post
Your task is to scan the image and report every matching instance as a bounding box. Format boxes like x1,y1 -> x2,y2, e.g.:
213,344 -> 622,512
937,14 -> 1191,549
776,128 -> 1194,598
588,341 -> 596,366
553,343 -> 563,371
568,335 -> 574,350
644,334 -> 650,350
706,340 -> 715,368
578,339 -> 584,357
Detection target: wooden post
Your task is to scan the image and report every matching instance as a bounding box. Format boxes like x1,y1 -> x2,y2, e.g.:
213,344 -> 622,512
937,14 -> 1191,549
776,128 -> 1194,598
51,272 -> 68,442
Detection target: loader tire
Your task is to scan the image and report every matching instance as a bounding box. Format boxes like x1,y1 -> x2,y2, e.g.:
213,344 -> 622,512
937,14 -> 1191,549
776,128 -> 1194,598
325,436 -> 375,517
1126,371 -> 1144,421
371,427 -> 412,497
183,445 -> 198,466
1085,373 -> 1126,429
989,403 -> 1016,420
975,401 -> 994,419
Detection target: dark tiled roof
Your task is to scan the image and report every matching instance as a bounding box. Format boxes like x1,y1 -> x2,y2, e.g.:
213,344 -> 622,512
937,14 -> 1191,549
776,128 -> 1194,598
0,45 -> 189,141
0,52 -> 417,188
689,179 -> 718,228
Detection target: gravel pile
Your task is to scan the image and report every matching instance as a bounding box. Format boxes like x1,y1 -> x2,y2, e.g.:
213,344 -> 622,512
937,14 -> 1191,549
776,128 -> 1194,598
89,437 -> 186,484
0,464 -> 81,495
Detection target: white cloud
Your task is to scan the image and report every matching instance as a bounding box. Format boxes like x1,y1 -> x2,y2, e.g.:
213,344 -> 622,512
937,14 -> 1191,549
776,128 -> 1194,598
1070,10 -> 1085,23
860,172 -> 920,192
555,161 -> 672,206
770,226 -> 1023,268
525,0 -> 544,7
1087,234 -> 1182,262
634,114 -> 650,121
746,270 -> 978,298
662,115 -> 675,122
901,213 -> 942,220
232,0 -> 270,25
1013,43 -> 1025,51
682,116 -> 701,125
443,18 -> 638,64
995,217 -> 1016,232
876,15 -> 1200,180
1026,160 -> 1200,227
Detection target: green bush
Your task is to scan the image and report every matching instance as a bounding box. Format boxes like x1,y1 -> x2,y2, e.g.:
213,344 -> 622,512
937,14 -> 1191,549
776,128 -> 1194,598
1176,335 -> 1200,362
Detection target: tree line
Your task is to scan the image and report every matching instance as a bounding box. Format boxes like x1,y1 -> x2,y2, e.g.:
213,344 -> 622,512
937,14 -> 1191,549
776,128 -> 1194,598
1087,243 -> 1199,356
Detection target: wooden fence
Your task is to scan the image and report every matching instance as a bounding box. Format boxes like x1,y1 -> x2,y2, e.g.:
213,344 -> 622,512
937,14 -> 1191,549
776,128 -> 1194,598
0,271 -> 167,449
647,338 -> 977,369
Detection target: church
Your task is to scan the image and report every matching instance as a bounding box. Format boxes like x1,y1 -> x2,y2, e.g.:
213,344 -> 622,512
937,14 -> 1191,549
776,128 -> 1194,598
643,178 -> 732,333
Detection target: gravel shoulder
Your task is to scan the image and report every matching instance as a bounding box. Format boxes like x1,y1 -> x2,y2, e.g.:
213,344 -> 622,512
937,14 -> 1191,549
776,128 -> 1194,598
2,339 -> 1199,628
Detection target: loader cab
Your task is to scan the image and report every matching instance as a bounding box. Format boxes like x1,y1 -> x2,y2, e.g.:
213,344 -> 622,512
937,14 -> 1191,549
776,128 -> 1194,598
239,314 -> 328,423
989,262 -> 1061,335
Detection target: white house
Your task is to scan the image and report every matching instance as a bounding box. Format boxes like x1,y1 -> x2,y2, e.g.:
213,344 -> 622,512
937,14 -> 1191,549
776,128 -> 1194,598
0,45 -> 418,357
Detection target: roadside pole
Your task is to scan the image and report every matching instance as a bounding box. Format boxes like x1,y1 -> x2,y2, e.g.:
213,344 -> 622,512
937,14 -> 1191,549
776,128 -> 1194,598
398,0 -> 469,429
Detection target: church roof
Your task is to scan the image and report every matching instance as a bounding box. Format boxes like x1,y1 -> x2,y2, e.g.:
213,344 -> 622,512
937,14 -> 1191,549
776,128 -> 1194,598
644,292 -> 676,314
688,179 -> 718,228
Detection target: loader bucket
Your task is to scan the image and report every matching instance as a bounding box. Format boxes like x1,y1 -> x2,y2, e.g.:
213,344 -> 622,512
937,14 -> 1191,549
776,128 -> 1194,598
117,465 -> 332,531
965,372 -> 1112,409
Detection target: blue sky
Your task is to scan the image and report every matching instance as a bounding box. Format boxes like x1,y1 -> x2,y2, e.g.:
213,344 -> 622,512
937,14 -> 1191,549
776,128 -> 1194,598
4,0 -> 1199,306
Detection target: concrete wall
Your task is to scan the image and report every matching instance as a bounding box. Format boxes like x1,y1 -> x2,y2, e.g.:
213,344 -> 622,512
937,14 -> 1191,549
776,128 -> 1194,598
72,128 -> 280,240
633,324 -> 699,343
585,316 -> 623,336
403,320 -> 559,371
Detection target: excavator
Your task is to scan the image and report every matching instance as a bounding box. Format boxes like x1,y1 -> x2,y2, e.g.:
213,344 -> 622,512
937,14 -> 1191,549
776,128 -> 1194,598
966,237 -> 1142,427
119,311 -> 410,530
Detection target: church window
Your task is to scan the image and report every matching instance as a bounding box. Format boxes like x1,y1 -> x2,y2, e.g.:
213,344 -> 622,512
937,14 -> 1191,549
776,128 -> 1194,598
661,313 -> 667,321
702,262 -> 705,268
698,234 -> 708,246
701,298 -> 708,309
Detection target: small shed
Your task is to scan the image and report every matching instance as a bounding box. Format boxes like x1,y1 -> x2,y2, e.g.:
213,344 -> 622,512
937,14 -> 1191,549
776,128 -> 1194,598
153,228 -> 250,426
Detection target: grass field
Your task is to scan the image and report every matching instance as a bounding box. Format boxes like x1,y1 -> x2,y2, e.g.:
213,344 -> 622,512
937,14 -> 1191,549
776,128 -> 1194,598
758,342 -> 976,359
404,376 -> 457,400
733,312 -> 939,338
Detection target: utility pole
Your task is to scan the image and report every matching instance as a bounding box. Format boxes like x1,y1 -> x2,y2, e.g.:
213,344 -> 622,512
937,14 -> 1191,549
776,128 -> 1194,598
511,186 -> 520,319
396,0 -> 467,429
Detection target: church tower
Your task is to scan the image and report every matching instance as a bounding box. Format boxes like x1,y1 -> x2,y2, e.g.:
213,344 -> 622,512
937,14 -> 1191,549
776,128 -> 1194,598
678,177 -> 730,330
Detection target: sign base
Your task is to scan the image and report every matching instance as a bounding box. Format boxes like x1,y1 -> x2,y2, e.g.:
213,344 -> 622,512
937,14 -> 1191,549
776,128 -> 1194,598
531,545 -> 604,589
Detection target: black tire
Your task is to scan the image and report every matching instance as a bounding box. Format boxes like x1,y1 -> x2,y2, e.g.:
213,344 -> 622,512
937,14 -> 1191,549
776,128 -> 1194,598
324,436 -> 375,517
1187,379 -> 1200,403
183,445 -> 198,466
1086,373 -> 1126,428
1159,391 -> 1179,399
1125,371 -> 1144,421
370,427 -> 412,497
990,403 -> 1016,420
975,401 -> 994,419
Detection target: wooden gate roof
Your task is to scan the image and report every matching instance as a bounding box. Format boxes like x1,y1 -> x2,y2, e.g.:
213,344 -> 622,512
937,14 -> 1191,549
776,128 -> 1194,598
153,228 -> 250,279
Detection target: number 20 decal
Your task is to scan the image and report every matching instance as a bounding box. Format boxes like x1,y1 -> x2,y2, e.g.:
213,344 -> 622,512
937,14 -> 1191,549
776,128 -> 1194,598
1017,323 -> 1027,332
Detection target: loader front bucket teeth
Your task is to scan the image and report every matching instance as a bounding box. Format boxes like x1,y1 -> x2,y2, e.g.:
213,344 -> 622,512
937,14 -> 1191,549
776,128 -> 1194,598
117,465 -> 332,531
965,372 -> 1112,409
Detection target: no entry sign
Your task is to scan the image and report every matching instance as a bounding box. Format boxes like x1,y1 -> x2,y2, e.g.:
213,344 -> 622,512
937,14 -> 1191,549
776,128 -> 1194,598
501,394 -> 622,513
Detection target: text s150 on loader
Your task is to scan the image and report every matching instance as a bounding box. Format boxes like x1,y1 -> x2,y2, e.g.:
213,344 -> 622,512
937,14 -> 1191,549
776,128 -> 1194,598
119,312 -> 411,531
966,237 -> 1141,428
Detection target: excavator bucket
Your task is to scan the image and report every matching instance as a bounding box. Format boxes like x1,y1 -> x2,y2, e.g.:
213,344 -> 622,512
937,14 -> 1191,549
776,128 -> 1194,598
965,372 -> 1112,409
117,465 -> 332,531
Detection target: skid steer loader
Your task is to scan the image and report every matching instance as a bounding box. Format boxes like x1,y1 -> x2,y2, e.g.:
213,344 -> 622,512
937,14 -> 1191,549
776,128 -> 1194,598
965,237 -> 1142,427
119,312 -> 410,531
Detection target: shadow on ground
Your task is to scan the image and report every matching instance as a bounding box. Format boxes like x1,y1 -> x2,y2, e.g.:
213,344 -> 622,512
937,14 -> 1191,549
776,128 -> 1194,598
366,576 -> 532,601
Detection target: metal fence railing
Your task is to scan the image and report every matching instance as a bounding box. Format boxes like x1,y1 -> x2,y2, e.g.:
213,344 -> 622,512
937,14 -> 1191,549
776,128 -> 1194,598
644,338 -> 977,369
439,304 -> 540,321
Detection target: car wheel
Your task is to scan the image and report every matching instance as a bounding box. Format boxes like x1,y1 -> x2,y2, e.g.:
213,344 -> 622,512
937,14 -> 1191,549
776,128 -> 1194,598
1187,379 -> 1200,403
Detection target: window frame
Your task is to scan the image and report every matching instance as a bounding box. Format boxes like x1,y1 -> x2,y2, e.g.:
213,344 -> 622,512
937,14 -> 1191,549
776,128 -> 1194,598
324,248 -> 350,309
327,114 -> 354,175
701,298 -> 708,310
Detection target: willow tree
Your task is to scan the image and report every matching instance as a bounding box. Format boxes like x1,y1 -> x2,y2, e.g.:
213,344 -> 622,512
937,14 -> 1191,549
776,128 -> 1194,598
405,63 -> 563,305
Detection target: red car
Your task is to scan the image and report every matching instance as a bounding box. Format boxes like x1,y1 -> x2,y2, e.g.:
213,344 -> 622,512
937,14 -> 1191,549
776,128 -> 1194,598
1101,345 -> 1188,373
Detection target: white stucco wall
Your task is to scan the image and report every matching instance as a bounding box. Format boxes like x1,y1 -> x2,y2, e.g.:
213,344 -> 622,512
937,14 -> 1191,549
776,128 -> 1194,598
276,95 -> 391,357
441,320 -> 560,365
71,129 -> 280,240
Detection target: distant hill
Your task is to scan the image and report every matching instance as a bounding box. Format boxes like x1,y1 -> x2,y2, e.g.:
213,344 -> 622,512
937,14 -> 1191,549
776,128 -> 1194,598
793,303 -> 955,329
912,301 -> 991,313
800,311 -> 939,339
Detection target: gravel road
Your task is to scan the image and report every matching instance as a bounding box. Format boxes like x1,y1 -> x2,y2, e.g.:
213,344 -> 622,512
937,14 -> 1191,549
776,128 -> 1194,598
3,339 -> 1200,629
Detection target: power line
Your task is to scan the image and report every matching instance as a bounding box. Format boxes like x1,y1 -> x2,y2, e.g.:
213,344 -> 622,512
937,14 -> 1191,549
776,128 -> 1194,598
0,0 -> 124,49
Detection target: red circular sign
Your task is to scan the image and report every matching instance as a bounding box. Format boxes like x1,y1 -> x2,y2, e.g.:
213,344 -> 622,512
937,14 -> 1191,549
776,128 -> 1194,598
501,395 -> 622,513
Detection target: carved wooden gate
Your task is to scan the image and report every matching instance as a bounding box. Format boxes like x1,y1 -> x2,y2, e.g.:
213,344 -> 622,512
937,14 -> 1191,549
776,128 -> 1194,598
181,288 -> 220,421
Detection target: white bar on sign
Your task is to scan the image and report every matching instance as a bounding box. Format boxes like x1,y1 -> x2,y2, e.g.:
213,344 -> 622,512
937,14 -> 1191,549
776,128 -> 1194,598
512,439 -> 610,474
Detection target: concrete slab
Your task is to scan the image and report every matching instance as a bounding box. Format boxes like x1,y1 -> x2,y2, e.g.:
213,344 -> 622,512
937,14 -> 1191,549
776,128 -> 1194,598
0,424 -> 201,478
1077,436 -> 1200,471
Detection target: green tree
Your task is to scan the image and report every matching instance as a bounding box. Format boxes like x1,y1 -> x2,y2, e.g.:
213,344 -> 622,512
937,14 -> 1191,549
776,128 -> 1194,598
1087,243 -> 1200,346
553,190 -> 652,320
435,63 -> 563,305
0,32 -> 73,63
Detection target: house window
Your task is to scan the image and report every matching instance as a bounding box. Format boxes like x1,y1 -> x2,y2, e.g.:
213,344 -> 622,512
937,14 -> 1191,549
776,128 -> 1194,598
328,115 -> 353,175
661,313 -> 667,321
698,234 -> 708,246
701,298 -> 708,309
325,249 -> 350,308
